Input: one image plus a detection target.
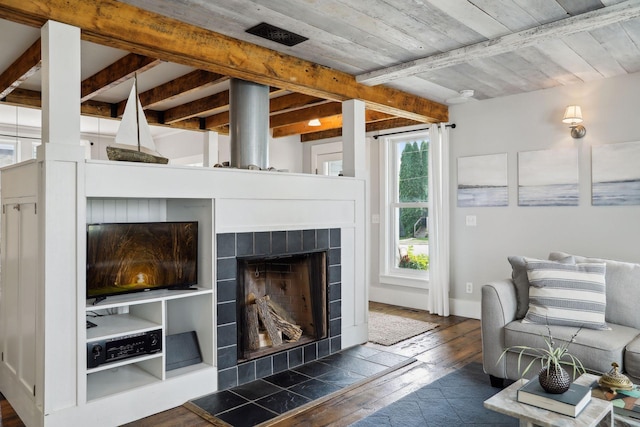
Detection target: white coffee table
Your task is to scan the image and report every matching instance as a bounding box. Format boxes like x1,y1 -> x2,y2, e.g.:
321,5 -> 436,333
581,373 -> 640,427
484,375 -> 613,427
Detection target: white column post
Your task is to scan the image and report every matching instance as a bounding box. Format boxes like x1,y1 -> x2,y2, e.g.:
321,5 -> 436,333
41,20 -> 81,145
39,20 -> 83,415
341,99 -> 366,178
203,131 -> 219,167
341,99 -> 369,344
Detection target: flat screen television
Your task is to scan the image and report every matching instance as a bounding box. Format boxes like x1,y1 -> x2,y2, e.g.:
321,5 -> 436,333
86,221 -> 198,300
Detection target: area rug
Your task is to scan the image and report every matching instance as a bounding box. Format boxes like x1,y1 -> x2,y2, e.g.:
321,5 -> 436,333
350,362 -> 517,426
368,310 -> 439,346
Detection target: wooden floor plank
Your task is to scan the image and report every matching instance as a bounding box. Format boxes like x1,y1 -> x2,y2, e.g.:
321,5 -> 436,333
0,302 -> 483,427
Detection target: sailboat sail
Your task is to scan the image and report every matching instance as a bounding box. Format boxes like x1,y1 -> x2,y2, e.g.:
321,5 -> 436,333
107,78 -> 168,164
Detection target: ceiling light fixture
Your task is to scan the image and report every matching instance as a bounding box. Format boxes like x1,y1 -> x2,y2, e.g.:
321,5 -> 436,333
562,105 -> 586,138
308,118 -> 321,126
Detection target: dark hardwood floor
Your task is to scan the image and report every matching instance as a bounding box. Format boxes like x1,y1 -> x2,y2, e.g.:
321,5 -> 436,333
0,302 -> 482,427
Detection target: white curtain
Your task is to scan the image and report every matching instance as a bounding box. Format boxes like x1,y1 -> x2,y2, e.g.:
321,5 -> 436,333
427,123 -> 450,316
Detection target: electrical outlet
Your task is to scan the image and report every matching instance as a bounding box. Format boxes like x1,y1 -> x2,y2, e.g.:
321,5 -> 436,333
466,282 -> 473,293
465,215 -> 477,226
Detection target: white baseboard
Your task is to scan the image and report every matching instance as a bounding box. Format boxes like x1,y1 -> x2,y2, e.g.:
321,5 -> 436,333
369,284 -> 429,311
450,298 -> 481,320
370,284 -> 481,319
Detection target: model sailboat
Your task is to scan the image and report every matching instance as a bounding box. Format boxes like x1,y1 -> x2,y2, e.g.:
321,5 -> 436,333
106,77 -> 169,164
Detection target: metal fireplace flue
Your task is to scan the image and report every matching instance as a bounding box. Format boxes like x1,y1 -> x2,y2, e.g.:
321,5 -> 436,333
237,251 -> 328,362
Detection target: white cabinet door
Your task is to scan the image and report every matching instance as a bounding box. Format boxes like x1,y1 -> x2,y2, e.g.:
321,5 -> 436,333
1,202 -> 38,399
2,205 -> 21,374
18,202 -> 37,394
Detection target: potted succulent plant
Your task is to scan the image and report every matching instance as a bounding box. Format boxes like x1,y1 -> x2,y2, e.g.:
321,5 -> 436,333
499,326 -> 585,394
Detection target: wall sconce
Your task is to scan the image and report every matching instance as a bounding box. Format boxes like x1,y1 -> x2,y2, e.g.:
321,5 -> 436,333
308,118 -> 321,127
562,105 -> 586,138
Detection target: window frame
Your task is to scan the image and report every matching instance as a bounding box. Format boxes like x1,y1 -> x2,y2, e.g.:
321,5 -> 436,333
379,132 -> 429,289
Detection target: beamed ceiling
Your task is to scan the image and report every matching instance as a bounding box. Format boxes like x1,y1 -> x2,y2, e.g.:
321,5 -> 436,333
1,0 -> 640,142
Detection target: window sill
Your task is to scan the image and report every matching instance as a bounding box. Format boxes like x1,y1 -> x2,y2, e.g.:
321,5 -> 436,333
379,274 -> 428,289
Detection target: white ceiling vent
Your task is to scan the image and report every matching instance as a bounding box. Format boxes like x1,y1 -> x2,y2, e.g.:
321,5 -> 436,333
246,23 -> 308,47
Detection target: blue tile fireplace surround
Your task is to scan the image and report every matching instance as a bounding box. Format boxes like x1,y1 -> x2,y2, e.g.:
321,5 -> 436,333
216,229 -> 342,390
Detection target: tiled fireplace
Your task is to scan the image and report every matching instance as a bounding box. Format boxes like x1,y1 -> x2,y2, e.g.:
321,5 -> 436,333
216,229 -> 342,390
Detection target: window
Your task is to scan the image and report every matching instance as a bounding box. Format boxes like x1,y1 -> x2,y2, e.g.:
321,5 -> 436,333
0,141 -> 17,167
0,137 -> 41,165
31,141 -> 41,159
317,153 -> 343,176
311,141 -> 343,176
380,133 -> 429,286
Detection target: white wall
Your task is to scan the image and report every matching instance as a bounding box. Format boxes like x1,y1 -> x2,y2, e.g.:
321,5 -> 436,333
269,134 -> 303,173
449,71 -> 640,318
155,131 -> 303,172
154,128 -> 204,163
364,71 -> 640,318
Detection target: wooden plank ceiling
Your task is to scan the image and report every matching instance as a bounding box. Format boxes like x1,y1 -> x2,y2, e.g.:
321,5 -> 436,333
0,0 -> 446,143
1,0 -> 640,142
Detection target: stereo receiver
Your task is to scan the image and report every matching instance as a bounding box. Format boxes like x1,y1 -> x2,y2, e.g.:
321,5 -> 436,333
87,329 -> 162,369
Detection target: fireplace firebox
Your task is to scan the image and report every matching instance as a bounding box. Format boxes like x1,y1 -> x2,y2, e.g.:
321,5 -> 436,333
237,251 -> 328,362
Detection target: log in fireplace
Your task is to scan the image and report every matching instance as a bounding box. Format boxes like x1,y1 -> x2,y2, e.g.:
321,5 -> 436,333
237,251 -> 328,362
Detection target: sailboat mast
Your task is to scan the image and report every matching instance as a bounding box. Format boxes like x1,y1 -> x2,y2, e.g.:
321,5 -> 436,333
134,75 -> 141,152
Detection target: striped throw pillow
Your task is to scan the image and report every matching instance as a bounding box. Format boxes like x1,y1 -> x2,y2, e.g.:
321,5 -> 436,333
523,259 -> 609,330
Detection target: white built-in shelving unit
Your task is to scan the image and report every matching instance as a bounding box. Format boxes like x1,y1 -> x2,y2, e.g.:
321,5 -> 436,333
0,156 -> 220,427
84,287 -> 213,401
80,187 -> 217,407
0,153 -> 366,427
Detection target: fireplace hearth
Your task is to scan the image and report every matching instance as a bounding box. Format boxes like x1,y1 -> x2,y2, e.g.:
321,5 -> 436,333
216,229 -> 341,390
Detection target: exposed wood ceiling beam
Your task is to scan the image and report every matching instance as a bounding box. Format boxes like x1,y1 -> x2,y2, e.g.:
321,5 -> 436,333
4,87 -> 116,118
273,115 -> 343,138
357,0 -> 640,85
163,86 -> 286,124
2,87 -> 42,108
81,53 -> 162,102
270,102 -> 342,128
366,110 -> 397,123
272,109 -> 398,138
300,128 -> 343,143
81,98 -> 116,118
3,79 -> 338,133
3,84 -> 409,137
163,91 -> 230,124
366,117 -> 424,132
0,0 -> 447,123
3,87 -> 205,132
301,118 -> 423,142
0,38 -> 41,99
115,69 -> 229,116
167,117 -> 202,131
203,92 -> 331,129
270,103 -> 395,128
203,111 -> 229,129
269,93 -> 328,114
